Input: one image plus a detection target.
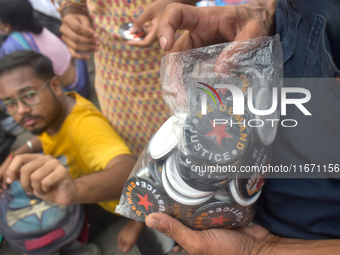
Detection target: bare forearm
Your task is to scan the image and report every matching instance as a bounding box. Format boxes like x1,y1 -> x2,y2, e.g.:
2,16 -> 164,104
73,154 -> 135,204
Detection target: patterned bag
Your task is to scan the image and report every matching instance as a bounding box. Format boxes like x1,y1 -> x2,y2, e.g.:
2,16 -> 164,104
0,181 -> 85,255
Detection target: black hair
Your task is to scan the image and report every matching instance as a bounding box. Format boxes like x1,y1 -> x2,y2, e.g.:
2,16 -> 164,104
0,50 -> 55,80
0,0 -> 43,34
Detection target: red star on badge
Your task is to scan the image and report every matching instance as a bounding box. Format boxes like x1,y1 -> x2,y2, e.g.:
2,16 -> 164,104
205,120 -> 232,147
209,215 -> 230,226
137,193 -> 154,212
216,87 -> 229,96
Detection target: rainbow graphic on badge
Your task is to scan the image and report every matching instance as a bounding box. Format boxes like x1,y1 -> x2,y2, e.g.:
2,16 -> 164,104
196,82 -> 222,115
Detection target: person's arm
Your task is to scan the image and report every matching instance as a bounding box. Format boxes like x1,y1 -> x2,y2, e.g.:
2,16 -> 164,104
127,0 -> 199,47
72,154 -> 136,203
4,153 -> 135,205
157,0 -> 276,52
145,213 -> 340,255
0,136 -> 42,189
58,0 -> 99,59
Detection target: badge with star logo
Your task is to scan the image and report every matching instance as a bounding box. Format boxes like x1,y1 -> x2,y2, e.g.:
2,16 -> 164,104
189,201 -> 254,230
123,177 -> 170,221
185,87 -> 252,179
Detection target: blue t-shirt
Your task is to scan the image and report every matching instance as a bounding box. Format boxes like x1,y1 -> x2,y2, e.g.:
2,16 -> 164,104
255,0 -> 340,239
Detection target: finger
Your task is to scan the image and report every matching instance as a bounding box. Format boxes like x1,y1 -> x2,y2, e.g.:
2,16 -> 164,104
157,3 -> 200,51
17,158 -> 49,193
29,158 -> 62,195
35,163 -> 68,195
0,156 -> 13,190
67,46 -> 91,60
62,14 -> 97,38
61,34 -> 98,53
214,40 -> 251,74
172,245 -> 186,253
130,10 -> 153,34
5,154 -> 40,185
146,213 -> 196,253
127,26 -> 158,47
60,23 -> 97,46
168,30 -> 196,53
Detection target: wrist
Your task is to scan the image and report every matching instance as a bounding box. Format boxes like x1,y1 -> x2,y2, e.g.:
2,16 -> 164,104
73,178 -> 86,204
249,0 -> 276,17
253,234 -> 282,255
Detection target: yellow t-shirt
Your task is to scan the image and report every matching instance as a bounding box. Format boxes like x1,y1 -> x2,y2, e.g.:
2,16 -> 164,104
39,92 -> 131,213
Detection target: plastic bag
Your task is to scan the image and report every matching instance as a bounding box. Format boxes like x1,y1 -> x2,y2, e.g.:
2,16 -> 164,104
116,35 -> 283,230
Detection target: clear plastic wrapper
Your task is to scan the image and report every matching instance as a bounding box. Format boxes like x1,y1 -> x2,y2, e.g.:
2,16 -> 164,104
116,35 -> 283,230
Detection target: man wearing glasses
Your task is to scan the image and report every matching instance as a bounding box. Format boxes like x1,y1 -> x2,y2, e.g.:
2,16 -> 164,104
0,50 -> 140,249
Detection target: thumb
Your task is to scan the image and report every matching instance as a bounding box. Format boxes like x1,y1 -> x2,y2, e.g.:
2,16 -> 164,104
146,213 -> 195,250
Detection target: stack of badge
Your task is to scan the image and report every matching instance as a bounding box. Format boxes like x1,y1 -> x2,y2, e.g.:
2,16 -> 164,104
122,68 -> 278,229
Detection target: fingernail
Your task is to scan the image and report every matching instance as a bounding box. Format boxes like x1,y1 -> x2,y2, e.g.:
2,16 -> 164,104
146,217 -> 159,229
160,36 -> 168,50
26,191 -> 32,195
122,246 -> 128,253
6,177 -> 12,184
215,62 -> 228,74
94,33 -> 98,37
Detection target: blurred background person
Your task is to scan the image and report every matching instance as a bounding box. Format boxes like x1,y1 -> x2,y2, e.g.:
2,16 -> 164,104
0,0 -> 90,98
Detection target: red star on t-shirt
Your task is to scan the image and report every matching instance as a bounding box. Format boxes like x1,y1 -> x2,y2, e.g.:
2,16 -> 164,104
205,121 -> 232,147
137,193 -> 154,212
209,215 -> 230,226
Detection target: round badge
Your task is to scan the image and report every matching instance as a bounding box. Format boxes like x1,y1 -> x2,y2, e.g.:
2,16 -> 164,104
119,22 -> 146,41
185,100 -> 252,167
149,116 -> 178,160
165,153 -> 214,198
162,164 -> 213,206
189,201 -> 254,230
123,176 -> 169,221
175,151 -> 230,191
147,156 -> 164,184
213,187 -> 232,202
255,87 -> 279,146
228,171 -> 265,207
170,202 -> 199,227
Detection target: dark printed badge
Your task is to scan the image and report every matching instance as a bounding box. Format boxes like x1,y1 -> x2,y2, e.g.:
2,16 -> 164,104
185,98 -> 252,168
123,177 -> 169,221
228,171 -> 265,207
119,22 -> 146,41
189,201 -> 254,230
170,202 -> 199,226
148,156 -> 164,184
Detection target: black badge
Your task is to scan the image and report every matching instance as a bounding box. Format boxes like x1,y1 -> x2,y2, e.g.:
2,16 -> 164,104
189,201 -> 255,230
123,177 -> 169,221
147,156 -> 164,184
185,99 -> 252,168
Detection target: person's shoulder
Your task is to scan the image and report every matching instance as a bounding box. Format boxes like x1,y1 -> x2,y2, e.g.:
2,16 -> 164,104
69,93 -> 109,124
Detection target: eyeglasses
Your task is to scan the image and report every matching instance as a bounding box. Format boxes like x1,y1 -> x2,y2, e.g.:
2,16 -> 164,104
1,81 -> 50,115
